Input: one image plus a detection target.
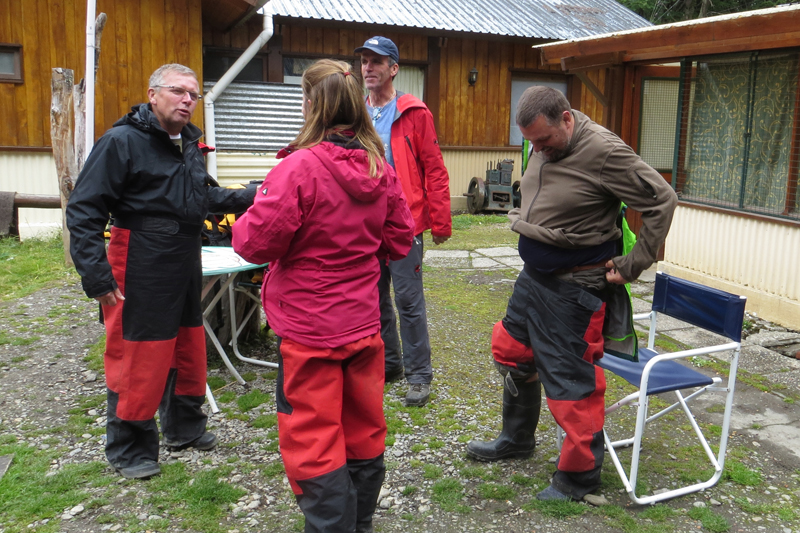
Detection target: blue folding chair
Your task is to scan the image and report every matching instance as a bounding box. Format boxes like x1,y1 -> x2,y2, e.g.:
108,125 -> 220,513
597,272 -> 746,504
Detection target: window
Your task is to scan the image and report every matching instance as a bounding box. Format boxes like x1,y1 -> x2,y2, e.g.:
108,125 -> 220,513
204,48 -> 266,82
0,44 -> 22,83
675,51 -> 799,220
509,77 -> 567,146
638,77 -> 679,172
284,57 -> 425,100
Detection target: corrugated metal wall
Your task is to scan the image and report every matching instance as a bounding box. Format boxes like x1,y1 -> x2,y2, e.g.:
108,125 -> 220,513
204,81 -> 304,152
0,151 -> 62,239
662,205 -> 800,329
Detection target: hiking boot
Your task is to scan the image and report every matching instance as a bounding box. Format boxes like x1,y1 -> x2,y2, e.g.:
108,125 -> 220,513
385,366 -> 405,384
167,431 -> 218,451
116,460 -> 161,480
537,484 -> 574,501
466,378 -> 541,462
405,383 -> 430,407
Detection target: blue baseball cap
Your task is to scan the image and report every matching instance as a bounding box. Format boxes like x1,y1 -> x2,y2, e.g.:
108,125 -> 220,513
354,36 -> 399,64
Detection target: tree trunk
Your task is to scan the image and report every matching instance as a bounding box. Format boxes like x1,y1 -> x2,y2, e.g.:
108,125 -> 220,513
699,0 -> 712,19
50,68 -> 77,265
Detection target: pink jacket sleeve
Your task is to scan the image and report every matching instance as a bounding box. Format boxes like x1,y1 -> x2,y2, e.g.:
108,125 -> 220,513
231,161 -> 305,266
380,165 -> 415,261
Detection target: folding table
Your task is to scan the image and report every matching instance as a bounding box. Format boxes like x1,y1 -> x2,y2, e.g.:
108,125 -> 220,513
201,246 -> 272,412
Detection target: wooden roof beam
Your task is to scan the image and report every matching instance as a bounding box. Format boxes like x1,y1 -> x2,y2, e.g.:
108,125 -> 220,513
538,6 -> 800,65
560,52 -> 622,72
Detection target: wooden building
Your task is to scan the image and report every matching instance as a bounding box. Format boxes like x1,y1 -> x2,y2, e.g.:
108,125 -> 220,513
206,0 -> 652,201
536,5 -> 800,329
0,0 -> 651,236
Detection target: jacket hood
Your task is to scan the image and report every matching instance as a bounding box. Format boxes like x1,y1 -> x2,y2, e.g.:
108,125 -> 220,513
114,103 -> 202,142
311,141 -> 388,203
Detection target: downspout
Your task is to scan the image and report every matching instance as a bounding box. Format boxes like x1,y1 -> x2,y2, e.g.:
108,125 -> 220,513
85,0 -> 96,156
204,13 -> 274,180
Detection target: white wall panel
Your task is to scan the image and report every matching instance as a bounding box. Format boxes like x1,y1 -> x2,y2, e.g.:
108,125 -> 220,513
0,151 -> 61,239
662,205 -> 800,329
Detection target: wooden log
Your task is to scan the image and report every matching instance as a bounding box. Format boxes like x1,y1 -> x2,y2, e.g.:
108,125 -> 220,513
50,68 -> 77,266
13,194 -> 62,209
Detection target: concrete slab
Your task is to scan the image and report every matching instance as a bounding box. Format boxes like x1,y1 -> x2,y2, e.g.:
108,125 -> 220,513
426,250 -> 470,258
471,257 -> 502,269
495,256 -> 524,267
474,247 -> 518,257
426,256 -> 472,268
425,250 -> 471,268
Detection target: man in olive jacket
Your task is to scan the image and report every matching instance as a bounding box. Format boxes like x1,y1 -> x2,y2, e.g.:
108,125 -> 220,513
67,64 -> 256,480
467,86 -> 678,501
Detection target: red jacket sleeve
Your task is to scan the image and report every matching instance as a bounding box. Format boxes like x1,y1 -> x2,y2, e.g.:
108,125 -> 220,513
381,165 -> 415,261
414,108 -> 452,238
231,159 -> 306,266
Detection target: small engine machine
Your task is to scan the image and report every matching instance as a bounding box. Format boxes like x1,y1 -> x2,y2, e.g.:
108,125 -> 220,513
463,159 -> 521,214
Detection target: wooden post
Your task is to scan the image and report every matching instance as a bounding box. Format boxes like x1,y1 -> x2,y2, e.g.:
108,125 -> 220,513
50,68 -> 77,265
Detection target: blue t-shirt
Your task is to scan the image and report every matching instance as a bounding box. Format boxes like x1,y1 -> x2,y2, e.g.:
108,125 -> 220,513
366,96 -> 397,168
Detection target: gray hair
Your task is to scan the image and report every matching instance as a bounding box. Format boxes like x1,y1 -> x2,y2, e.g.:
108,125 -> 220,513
149,64 -> 198,89
515,86 -> 570,128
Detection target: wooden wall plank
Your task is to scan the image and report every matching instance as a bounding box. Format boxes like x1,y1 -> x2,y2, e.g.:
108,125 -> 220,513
99,0 -> 119,135
484,41 -> 501,146
21,1 -> 43,146
473,39 -> 488,146
438,39 -> 449,144
444,39 -> 461,146
124,0 -> 144,114
460,38 -> 476,146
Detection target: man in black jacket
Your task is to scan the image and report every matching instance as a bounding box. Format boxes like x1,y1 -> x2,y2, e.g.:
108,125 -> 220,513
66,64 -> 256,479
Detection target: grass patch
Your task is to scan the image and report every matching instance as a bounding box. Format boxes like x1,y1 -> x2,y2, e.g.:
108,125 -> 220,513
0,443 -> 108,527
206,375 -> 227,390
145,462 -> 246,533
477,483 -> 516,500
423,215 -> 517,251
431,478 -> 466,512
522,499 -> 587,518
0,235 -> 76,302
723,460 -> 762,486
687,506 -> 730,532
236,388 -> 271,412
83,335 -> 105,373
251,413 -> 277,429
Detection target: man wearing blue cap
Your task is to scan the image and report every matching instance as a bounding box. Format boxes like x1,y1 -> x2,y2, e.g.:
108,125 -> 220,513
354,36 -> 452,408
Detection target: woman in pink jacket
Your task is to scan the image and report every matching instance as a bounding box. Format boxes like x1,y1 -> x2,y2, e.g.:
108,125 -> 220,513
232,59 -> 414,533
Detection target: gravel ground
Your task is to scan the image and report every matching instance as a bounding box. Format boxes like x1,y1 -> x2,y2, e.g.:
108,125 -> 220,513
1,269 -> 799,533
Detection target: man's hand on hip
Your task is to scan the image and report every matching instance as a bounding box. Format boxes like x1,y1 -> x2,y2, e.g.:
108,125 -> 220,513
95,288 -> 125,306
604,260 -> 628,285
432,235 -> 450,245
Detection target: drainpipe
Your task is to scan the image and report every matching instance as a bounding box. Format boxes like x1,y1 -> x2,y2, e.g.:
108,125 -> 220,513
85,0 -> 96,156
204,13 -> 274,180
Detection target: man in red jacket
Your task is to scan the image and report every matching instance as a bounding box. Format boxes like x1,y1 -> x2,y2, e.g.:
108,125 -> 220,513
356,36 -> 452,407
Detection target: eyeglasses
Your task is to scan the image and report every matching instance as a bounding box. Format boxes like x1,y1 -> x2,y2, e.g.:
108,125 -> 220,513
153,85 -> 203,101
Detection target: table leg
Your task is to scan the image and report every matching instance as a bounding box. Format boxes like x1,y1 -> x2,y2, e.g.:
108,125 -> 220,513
229,282 -> 278,369
203,274 -> 246,385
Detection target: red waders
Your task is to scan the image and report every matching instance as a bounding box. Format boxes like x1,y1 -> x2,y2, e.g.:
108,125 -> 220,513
492,266 -> 607,499
103,226 -> 209,469
276,333 -> 387,533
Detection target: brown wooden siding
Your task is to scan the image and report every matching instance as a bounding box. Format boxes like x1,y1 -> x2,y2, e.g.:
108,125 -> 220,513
216,21 -> 576,148
0,0 -> 203,148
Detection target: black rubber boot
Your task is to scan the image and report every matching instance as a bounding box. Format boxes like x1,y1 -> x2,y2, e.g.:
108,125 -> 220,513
466,378 -> 541,461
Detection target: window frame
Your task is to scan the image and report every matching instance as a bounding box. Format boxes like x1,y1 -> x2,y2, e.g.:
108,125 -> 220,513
673,50 -> 800,221
0,43 -> 23,83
